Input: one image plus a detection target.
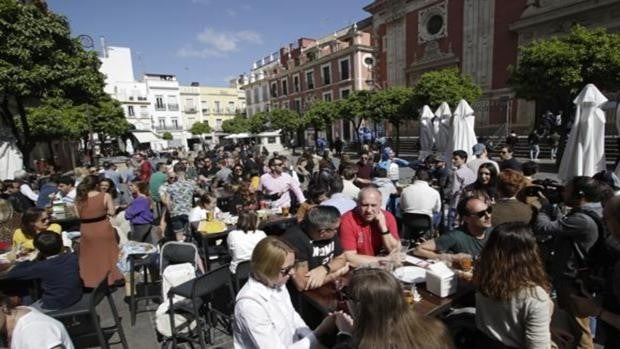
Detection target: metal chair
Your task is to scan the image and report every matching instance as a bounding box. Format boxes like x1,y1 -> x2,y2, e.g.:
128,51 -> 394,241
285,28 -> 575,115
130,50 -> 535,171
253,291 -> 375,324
232,260 -> 252,294
166,265 -> 235,349
401,212 -> 432,243
128,253 -> 161,326
48,275 -> 129,349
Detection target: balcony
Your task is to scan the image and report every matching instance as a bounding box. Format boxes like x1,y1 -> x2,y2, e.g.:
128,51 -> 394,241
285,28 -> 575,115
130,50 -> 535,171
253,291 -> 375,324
168,104 -> 179,111
137,96 -> 148,101
155,125 -> 184,131
184,107 -> 198,114
155,105 -> 166,111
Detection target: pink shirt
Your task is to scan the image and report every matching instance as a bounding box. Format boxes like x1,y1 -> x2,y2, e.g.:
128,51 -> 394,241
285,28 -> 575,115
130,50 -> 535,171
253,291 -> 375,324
340,209 -> 399,256
258,172 -> 306,208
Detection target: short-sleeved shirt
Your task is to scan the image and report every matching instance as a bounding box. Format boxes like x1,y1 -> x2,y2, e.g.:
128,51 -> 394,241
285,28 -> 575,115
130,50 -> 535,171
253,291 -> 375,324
282,225 -> 343,270
339,209 -> 399,256
139,161 -> 152,182
12,224 -> 62,250
11,307 -> 74,349
434,228 -> 491,259
166,179 -> 198,217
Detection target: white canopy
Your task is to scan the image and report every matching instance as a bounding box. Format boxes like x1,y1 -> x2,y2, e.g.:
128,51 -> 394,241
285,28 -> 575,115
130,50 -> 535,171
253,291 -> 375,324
0,140 -> 23,180
434,102 -> 452,155
224,133 -> 251,139
559,84 -> 607,182
125,138 -> 134,155
132,131 -> 161,144
449,99 -> 477,159
419,105 -> 436,160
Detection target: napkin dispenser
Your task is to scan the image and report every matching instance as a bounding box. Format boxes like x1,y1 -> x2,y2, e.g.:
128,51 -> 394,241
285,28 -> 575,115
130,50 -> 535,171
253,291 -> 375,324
425,262 -> 457,298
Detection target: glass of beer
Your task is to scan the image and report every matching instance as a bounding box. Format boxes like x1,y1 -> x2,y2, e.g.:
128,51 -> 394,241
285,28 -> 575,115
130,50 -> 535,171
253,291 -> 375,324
281,205 -> 290,216
206,210 -> 215,221
460,255 -> 473,272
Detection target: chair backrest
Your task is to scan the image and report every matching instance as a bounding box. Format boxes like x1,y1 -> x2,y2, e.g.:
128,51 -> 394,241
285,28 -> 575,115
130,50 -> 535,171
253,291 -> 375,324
191,265 -> 234,299
90,275 -> 111,308
233,260 -> 252,293
402,212 -> 432,229
160,241 -> 199,272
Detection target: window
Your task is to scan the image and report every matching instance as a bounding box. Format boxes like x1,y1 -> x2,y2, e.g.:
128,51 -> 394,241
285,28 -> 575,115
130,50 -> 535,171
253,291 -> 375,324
281,79 -> 288,95
306,71 -> 314,90
246,90 -> 252,105
294,99 -> 301,114
323,92 -> 332,102
262,85 -> 269,101
270,82 -> 278,98
253,88 -> 259,104
340,58 -> 350,81
127,106 -> 135,117
155,95 -> 165,110
321,64 -> 331,85
341,88 -> 351,99
293,75 -> 300,93
171,118 -> 179,129
158,118 -> 166,128
214,101 -> 221,114
216,119 -> 223,129
228,101 -> 235,113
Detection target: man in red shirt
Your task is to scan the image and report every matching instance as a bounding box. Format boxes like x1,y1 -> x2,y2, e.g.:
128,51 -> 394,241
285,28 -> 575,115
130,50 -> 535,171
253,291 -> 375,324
136,153 -> 152,182
339,187 -> 400,266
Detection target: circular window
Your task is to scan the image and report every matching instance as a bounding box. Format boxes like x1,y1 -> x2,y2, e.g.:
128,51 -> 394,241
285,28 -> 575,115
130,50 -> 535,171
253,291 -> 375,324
364,56 -> 375,66
426,15 -> 444,35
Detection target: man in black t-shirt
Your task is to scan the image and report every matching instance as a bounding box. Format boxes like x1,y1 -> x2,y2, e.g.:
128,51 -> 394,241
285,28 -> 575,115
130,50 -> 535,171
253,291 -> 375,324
282,205 -> 348,291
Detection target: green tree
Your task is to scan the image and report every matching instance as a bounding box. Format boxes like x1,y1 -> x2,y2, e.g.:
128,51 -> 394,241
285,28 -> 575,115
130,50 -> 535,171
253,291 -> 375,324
162,132 -> 173,141
410,68 -> 482,109
248,111 -> 269,134
509,25 -> 620,114
337,90 -> 376,143
371,87 -> 417,154
222,114 -> 251,134
0,0 -> 109,166
189,121 -> 212,135
304,100 -> 339,146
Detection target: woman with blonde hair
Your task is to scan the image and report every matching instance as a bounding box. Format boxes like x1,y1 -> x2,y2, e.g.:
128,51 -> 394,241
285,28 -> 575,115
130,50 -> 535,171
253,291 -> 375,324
233,237 -> 335,348
473,222 -> 552,348
333,268 -> 454,349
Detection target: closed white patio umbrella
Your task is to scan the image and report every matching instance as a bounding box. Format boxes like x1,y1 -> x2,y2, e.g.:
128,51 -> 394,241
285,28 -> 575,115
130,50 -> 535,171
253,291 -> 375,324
434,102 -> 452,156
125,138 -> 134,155
419,105 -> 435,160
448,99 -> 477,159
559,83 -> 607,182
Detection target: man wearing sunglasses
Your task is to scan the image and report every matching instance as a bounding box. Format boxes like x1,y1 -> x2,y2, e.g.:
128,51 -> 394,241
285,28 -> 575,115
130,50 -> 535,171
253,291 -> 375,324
414,197 -> 492,262
259,157 -> 305,209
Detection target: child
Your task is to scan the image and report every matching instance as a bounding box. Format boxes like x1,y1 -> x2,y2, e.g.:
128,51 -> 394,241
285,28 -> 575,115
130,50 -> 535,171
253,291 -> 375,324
7,231 -> 82,312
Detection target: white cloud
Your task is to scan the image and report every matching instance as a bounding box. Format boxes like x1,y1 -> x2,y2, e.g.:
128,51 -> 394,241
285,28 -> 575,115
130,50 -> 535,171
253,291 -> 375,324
176,46 -> 224,58
226,9 -> 237,17
240,4 -> 252,11
196,28 -> 263,54
190,0 -> 211,5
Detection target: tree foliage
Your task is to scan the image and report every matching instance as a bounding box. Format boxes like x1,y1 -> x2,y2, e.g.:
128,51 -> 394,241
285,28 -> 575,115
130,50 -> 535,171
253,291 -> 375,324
162,132 -> 173,140
189,121 -> 211,135
410,68 -> 482,109
509,25 -> 620,108
303,101 -> 338,131
337,90 -> 375,142
221,114 -> 251,134
0,0 -> 110,165
267,108 -> 304,134
371,87 -> 417,153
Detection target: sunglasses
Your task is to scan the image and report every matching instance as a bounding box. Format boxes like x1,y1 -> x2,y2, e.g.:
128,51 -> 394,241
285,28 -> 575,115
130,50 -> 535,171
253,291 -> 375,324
469,207 -> 493,218
279,264 -> 295,275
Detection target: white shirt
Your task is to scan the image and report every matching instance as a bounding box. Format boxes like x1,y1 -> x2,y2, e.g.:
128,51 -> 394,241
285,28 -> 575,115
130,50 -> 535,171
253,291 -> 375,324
342,179 -> 360,201
400,181 -> 442,220
466,158 -> 500,175
19,183 -> 38,202
188,206 -> 222,223
233,277 -> 316,349
61,188 -> 76,205
227,230 -> 266,273
321,193 -> 357,215
11,307 -> 74,349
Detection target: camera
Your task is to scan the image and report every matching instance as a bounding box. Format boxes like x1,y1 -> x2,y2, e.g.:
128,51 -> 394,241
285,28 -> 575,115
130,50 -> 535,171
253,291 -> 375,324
531,179 -> 565,204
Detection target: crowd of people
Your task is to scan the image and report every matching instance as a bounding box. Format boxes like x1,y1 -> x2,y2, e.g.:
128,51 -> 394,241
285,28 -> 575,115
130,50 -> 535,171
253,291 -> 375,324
0,137 -> 620,348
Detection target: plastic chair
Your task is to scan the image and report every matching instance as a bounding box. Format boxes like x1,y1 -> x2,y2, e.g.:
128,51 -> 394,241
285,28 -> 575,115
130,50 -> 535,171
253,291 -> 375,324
166,265 -> 235,349
48,275 -> 129,349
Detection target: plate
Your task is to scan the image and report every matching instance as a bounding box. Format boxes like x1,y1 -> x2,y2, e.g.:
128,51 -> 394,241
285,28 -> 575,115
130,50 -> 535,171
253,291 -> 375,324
393,266 -> 426,284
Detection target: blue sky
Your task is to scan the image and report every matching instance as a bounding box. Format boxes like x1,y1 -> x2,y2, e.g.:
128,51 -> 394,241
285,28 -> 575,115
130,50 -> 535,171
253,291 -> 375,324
47,0 -> 371,87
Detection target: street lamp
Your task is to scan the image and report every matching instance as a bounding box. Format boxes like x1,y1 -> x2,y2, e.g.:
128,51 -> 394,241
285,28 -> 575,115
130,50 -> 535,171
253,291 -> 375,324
77,34 -> 97,165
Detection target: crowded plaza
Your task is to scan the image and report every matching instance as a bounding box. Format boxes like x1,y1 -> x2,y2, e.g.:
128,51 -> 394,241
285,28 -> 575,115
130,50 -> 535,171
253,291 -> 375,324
2,0 -> 620,348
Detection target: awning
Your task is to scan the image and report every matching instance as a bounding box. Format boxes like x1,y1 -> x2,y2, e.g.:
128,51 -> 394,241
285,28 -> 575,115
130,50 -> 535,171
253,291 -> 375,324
132,131 -> 161,144
224,133 -> 251,139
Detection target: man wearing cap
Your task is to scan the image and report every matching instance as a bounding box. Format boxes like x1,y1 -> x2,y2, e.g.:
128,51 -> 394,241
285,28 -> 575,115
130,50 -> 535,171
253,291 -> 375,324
467,143 -> 500,175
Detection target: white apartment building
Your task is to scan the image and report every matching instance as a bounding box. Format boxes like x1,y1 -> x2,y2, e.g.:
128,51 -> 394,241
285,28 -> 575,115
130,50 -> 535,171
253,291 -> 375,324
144,73 -> 186,148
180,84 -> 204,149
243,52 -> 279,117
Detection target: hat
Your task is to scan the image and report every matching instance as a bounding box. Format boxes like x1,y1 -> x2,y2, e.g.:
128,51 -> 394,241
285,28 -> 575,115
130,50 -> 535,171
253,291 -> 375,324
472,143 -> 486,156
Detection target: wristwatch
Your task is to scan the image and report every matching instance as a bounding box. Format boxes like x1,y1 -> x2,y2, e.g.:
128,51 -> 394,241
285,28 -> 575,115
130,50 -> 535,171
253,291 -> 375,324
381,229 -> 391,235
321,264 -> 331,274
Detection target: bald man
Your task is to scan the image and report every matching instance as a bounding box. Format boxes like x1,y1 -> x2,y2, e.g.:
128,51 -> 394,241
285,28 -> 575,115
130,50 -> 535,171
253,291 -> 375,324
571,196 -> 620,348
339,187 -> 400,266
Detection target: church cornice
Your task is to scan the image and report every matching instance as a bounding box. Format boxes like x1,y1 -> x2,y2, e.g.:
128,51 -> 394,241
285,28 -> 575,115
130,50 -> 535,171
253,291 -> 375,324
510,0 -> 620,31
